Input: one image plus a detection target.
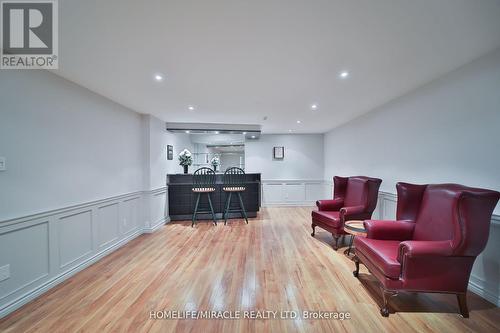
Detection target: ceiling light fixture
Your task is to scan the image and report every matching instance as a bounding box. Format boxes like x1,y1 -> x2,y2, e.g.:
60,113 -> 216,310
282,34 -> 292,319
242,132 -> 247,135
154,74 -> 164,82
185,130 -> 190,134
339,71 -> 350,79
215,131 -> 219,134
289,129 -> 293,132
311,104 -> 318,110
251,135 -> 256,139
188,105 -> 195,111
296,120 -> 301,124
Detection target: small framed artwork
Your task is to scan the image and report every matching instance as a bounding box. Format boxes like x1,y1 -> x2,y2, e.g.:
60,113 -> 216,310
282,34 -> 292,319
167,145 -> 174,160
273,146 -> 284,159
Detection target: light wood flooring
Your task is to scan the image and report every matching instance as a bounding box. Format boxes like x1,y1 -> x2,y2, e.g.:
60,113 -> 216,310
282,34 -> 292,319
0,207 -> 499,332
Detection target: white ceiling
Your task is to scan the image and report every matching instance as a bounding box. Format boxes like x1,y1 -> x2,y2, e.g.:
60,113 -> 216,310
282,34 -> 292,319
55,0 -> 500,133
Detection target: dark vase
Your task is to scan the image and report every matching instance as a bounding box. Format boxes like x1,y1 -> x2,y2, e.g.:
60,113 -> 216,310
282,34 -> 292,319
183,165 -> 188,174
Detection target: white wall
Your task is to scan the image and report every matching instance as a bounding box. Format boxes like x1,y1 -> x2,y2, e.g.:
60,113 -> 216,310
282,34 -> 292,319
245,134 -> 327,206
0,70 -> 161,318
324,48 -> 500,214
0,70 -> 144,222
144,115 -> 193,190
245,134 -> 324,180
323,47 -> 500,305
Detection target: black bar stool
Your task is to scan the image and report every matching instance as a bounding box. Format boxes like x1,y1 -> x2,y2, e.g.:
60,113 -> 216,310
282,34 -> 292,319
222,167 -> 248,225
192,167 -> 217,227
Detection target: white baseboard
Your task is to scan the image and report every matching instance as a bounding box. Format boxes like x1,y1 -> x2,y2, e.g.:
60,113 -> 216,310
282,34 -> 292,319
468,275 -> 500,306
263,201 -> 316,207
143,217 -> 170,233
0,229 -> 142,318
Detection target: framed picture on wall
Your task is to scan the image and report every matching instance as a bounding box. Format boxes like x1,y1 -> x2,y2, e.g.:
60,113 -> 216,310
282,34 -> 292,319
273,146 -> 284,159
167,145 -> 174,160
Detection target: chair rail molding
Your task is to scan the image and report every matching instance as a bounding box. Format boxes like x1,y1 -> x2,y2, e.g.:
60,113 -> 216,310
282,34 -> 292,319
0,187 -> 169,319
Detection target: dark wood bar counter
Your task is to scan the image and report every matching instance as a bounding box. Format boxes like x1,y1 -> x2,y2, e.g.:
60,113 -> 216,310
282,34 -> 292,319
167,173 -> 261,221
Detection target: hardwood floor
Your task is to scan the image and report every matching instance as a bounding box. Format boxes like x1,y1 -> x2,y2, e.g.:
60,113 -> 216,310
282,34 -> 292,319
0,207 -> 499,332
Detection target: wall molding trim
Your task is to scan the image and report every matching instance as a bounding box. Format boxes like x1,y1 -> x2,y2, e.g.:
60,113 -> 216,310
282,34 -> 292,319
143,216 -> 170,234
261,179 -> 330,207
0,229 -> 142,319
379,190 -> 500,226
0,187 -> 169,319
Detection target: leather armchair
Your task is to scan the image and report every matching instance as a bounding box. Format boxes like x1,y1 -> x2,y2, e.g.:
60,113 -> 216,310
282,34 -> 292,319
353,182 -> 500,317
311,176 -> 382,249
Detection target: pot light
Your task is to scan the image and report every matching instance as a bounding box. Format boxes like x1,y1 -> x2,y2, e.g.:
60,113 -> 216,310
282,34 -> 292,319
154,74 -> 164,82
339,71 -> 349,79
251,135 -> 256,139
185,130 -> 190,134
242,132 -> 247,135
311,104 -> 318,110
296,120 -> 301,124
188,105 -> 195,111
215,131 -> 219,134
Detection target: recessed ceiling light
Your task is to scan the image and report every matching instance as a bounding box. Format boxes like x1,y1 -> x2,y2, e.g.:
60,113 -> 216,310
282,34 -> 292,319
339,71 -> 349,79
215,131 -> 219,134
185,130 -> 190,134
251,135 -> 256,139
311,104 -> 318,110
296,120 -> 301,124
242,132 -> 247,135
154,74 -> 164,82
188,105 -> 195,111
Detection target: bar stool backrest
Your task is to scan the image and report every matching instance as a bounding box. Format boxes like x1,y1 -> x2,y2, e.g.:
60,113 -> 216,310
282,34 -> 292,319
193,167 -> 216,191
223,167 -> 246,191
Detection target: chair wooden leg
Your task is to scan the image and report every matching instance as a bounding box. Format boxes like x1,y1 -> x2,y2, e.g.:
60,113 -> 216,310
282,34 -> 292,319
192,193 -> 201,227
237,192 -> 248,224
207,193 -> 217,226
333,234 -> 340,250
457,293 -> 469,318
380,288 -> 397,317
311,224 -> 316,237
224,192 -> 232,225
353,256 -> 360,277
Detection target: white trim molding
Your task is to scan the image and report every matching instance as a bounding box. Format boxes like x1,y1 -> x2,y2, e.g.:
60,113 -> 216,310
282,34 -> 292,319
261,179 -> 330,207
0,187 -> 169,319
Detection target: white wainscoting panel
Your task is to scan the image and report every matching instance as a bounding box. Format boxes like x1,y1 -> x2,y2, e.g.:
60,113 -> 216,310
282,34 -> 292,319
262,180 -> 329,206
121,197 -> 141,235
0,221 -> 50,305
58,210 -> 93,270
0,188 -> 167,319
97,203 -> 120,250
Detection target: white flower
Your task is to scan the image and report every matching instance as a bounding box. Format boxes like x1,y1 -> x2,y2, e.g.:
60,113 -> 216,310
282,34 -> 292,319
210,156 -> 220,166
179,149 -> 192,157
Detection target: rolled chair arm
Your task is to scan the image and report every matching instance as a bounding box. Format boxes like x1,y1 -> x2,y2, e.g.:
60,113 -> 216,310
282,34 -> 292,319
316,198 -> 344,211
340,205 -> 365,218
398,240 -> 453,262
364,220 -> 415,241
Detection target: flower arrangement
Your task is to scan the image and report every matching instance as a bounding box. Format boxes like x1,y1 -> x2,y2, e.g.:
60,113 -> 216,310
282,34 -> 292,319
210,156 -> 220,167
178,149 -> 193,174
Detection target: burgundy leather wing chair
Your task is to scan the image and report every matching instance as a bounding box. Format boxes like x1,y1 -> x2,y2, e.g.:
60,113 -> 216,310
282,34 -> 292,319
353,182 -> 500,317
311,176 -> 382,250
